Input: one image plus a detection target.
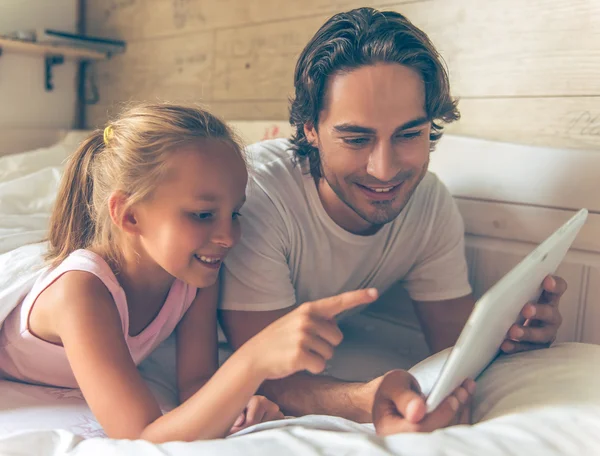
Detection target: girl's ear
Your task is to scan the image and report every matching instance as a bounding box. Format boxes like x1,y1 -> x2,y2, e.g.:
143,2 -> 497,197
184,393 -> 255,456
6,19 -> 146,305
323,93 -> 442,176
108,191 -> 139,235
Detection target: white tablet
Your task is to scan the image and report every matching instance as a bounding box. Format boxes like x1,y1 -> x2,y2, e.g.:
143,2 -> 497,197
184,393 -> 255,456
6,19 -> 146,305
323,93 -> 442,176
425,208 -> 588,413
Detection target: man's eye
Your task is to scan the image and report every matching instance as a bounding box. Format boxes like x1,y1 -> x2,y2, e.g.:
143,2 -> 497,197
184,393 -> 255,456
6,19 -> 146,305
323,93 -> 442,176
232,212 -> 242,220
396,131 -> 423,140
343,137 -> 371,146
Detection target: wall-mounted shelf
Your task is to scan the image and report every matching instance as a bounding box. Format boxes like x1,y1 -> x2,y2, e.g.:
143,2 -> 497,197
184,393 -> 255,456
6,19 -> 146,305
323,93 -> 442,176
0,37 -> 106,60
0,38 -> 108,91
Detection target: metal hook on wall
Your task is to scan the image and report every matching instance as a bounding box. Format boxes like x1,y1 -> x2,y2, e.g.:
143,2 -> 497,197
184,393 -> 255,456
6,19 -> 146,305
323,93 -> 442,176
45,54 -> 64,91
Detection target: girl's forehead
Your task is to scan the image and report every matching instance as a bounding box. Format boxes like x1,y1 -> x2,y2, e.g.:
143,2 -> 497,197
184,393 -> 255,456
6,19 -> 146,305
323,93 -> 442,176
158,141 -> 247,199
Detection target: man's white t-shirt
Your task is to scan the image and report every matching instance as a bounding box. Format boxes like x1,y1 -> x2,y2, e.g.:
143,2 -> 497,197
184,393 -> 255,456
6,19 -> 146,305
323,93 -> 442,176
221,139 -> 472,311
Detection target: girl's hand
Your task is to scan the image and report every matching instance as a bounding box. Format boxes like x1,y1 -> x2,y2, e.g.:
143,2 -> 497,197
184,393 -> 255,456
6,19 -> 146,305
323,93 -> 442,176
228,395 -> 284,435
242,289 -> 378,380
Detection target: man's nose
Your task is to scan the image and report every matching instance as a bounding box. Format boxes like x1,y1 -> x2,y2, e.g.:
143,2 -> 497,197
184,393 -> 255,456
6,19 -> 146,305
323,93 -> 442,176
366,142 -> 399,182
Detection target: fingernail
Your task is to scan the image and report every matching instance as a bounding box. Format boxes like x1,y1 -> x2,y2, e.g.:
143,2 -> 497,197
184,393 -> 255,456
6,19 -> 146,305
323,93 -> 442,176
406,397 -> 424,422
449,396 -> 459,411
502,342 -> 514,352
513,328 -> 524,339
467,380 -> 477,395
367,288 -> 378,298
457,388 -> 468,404
526,305 -> 536,318
234,412 -> 245,427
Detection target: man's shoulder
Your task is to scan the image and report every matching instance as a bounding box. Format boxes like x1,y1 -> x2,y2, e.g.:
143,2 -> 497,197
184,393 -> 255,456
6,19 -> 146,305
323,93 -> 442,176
242,138 -> 307,218
414,171 -> 450,201
245,138 -> 305,195
402,171 -> 456,223
245,138 -> 297,173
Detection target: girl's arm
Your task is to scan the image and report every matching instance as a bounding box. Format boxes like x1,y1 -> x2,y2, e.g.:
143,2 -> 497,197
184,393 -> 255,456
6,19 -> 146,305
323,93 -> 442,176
175,282 -> 219,403
53,271 -> 263,442
175,282 -> 284,435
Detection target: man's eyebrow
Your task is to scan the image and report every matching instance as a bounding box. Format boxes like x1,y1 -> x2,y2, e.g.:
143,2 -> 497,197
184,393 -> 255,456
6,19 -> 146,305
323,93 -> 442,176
333,117 -> 430,135
333,124 -> 377,134
395,116 -> 430,132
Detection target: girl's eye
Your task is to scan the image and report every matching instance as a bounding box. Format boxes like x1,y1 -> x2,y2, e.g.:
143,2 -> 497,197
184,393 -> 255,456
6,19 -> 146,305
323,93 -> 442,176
232,212 -> 242,220
193,212 -> 213,220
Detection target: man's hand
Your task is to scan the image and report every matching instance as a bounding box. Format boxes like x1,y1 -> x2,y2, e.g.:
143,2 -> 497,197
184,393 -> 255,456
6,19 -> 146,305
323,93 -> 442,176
372,370 -> 475,436
501,275 -> 566,354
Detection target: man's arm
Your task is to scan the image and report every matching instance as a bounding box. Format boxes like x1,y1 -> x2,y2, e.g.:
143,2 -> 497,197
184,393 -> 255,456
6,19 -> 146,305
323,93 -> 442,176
413,275 -> 567,354
218,307 -> 381,422
412,294 -> 475,353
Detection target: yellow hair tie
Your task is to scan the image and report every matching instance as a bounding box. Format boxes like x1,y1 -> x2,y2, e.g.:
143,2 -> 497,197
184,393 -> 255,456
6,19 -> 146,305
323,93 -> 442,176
103,125 -> 114,145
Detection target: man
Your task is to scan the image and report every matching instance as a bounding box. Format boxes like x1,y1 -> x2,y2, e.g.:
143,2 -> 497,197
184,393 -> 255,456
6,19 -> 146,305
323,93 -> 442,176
219,7 -> 565,433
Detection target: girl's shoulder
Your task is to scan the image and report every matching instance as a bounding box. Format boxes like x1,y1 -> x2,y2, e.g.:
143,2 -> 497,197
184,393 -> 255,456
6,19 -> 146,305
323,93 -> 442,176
42,267 -> 113,304
37,249 -> 123,311
27,250 -> 123,343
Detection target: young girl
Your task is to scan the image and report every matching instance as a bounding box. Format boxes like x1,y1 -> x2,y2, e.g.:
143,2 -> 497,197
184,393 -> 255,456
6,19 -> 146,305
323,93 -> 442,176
0,103 -> 378,442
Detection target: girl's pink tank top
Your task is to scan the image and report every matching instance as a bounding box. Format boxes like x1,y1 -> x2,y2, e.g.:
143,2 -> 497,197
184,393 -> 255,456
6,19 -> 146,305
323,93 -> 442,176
0,249 -> 197,388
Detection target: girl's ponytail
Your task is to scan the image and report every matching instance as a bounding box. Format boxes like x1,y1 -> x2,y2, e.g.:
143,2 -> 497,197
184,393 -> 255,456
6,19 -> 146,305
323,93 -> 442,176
46,130 -> 104,266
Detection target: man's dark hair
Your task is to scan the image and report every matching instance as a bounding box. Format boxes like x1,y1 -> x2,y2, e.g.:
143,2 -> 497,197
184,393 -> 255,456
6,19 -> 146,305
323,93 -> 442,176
289,7 -> 460,178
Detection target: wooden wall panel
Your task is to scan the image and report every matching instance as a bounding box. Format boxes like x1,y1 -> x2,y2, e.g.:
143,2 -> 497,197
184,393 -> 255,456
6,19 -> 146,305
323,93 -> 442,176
405,0 -> 600,97
88,30 -> 214,124
86,0 -> 417,40
208,101 -> 290,121
85,0 -> 600,152
210,0 -> 600,100
449,97 -> 600,150
213,15 -> 328,101
89,100 -> 291,126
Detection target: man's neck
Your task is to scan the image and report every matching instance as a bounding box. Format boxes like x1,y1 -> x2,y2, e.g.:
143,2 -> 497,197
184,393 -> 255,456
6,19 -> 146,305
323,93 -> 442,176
314,177 -> 383,236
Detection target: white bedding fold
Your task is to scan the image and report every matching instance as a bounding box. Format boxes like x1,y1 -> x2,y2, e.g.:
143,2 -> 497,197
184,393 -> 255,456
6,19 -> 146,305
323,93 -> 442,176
0,405 -> 598,456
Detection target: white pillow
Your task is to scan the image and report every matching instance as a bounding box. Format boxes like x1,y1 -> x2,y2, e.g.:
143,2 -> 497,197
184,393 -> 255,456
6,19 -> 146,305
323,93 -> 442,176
408,342 -> 600,422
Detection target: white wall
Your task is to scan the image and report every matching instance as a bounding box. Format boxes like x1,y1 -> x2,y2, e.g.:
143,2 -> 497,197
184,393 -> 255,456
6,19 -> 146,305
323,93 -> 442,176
0,0 -> 78,128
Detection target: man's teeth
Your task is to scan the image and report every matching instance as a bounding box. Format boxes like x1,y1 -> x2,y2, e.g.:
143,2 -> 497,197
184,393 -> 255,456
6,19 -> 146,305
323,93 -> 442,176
196,255 -> 220,264
368,186 -> 395,193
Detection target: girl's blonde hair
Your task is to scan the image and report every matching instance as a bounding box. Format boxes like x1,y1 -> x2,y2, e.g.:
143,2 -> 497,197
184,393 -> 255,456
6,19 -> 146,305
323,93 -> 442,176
46,102 -> 244,268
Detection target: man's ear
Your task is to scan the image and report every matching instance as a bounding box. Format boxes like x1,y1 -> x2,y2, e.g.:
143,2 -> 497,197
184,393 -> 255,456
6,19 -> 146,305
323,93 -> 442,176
304,122 -> 319,147
108,191 -> 139,235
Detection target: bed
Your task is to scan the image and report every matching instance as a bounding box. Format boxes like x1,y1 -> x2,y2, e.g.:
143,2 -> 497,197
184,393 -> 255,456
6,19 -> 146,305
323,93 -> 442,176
0,125 -> 599,455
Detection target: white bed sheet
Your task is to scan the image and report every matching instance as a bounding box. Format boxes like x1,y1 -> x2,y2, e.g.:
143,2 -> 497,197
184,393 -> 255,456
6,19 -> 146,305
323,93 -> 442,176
0,342 -> 598,456
0,133 -> 599,455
